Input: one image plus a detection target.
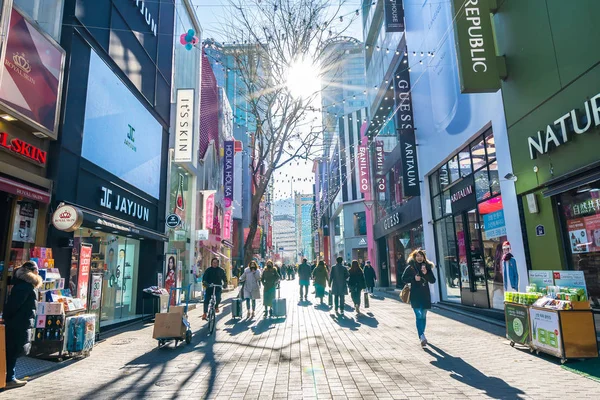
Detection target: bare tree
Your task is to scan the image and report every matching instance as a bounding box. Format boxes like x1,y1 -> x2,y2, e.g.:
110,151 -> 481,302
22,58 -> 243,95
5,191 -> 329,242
214,0 -> 358,266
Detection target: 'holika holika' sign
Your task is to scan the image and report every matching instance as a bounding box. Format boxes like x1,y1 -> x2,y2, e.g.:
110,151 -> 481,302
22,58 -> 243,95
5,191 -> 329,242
100,186 -> 150,222
451,0 -> 500,93
528,92 -> 600,159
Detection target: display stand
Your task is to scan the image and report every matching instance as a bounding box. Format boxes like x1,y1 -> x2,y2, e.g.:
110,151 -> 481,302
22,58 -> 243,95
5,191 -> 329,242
504,302 -> 531,347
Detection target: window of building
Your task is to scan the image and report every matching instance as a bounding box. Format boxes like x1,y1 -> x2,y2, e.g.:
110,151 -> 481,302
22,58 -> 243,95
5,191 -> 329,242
354,212 -> 367,236
14,0 -> 65,41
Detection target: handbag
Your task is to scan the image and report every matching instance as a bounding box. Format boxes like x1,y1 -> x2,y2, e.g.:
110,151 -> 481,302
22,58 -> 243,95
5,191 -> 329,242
400,264 -> 420,303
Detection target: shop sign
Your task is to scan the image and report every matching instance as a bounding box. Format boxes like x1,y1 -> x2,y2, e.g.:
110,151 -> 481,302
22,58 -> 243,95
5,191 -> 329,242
451,0 -> 500,93
174,89 -> 194,162
451,185 -> 473,203
528,270 -> 554,289
384,0 -> 405,33
529,308 -> 562,358
52,203 -> 84,232
196,229 -> 209,241
528,92 -> 600,160
394,59 -> 420,196
223,140 -> 234,207
357,145 -> 371,194
131,0 -> 158,36
482,209 -> 506,239
553,270 -> 587,297
358,238 -> 367,246
223,210 -> 232,240
567,198 -> 600,218
90,273 -> 103,311
450,177 -> 476,213
99,186 -> 150,222
165,213 -> 181,229
202,191 -> 216,230
0,132 -> 47,165
383,212 -> 401,231
375,141 -> 386,193
505,303 -> 530,345
77,244 -> 93,308
0,8 -> 65,138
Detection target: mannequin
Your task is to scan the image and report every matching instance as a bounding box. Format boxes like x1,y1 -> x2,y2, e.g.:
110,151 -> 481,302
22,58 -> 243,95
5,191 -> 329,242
502,241 -> 519,292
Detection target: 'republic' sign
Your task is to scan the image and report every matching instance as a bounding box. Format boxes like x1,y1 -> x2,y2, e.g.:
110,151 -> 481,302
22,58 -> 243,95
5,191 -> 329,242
451,0 -> 500,93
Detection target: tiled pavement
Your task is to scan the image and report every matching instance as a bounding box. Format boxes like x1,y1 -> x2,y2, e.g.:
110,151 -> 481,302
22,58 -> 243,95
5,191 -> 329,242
4,279 -> 600,399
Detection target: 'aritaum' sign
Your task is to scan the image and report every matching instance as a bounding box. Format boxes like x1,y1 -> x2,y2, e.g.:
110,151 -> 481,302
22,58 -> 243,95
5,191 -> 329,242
528,92 -> 600,159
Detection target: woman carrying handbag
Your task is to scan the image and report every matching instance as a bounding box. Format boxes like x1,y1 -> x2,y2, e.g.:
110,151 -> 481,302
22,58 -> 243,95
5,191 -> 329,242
240,261 -> 262,319
401,249 -> 436,347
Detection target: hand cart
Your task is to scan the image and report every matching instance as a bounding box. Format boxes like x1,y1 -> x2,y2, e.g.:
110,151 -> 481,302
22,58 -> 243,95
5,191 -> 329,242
156,284 -> 193,348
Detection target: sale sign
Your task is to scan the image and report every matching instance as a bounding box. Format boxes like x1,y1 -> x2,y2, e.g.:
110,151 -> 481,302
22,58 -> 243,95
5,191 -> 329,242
90,273 -> 103,311
77,244 -> 93,308
530,308 -> 562,357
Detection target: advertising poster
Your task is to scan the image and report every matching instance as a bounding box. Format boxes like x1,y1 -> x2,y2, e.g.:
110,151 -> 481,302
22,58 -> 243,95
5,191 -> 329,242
553,270 -> 588,297
165,253 -> 178,306
77,244 -> 93,308
0,8 -> 65,137
505,303 -> 530,345
567,218 -> 589,254
528,270 -> 554,290
90,273 -> 103,311
482,209 -> 506,240
529,308 -> 562,357
583,214 -> 600,253
11,201 -> 37,243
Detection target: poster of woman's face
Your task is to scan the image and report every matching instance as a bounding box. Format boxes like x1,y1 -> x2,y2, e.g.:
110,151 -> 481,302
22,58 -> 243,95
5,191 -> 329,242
168,256 -> 176,272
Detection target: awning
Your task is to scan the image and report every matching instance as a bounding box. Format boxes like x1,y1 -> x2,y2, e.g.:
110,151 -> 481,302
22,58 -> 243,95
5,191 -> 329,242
0,175 -> 51,203
205,247 -> 230,260
543,168 -> 600,198
77,206 -> 168,242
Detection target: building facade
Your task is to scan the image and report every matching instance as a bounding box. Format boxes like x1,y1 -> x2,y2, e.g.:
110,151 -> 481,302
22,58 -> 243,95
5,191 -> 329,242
273,214 -> 297,265
295,193 -> 314,262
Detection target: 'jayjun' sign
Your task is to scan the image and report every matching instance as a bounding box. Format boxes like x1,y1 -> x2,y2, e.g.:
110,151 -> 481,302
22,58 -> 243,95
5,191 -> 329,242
100,186 -> 150,222
528,92 -> 600,159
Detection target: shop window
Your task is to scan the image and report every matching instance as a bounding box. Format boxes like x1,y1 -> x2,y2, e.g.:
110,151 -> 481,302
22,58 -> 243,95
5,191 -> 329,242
471,137 -> 486,171
9,201 -> 39,269
435,216 -> 460,303
474,168 -> 491,201
458,147 -> 472,177
432,195 -> 442,220
489,161 -> 500,195
430,171 -> 440,197
439,163 -> 450,190
485,131 -> 496,162
442,190 -> 452,216
448,156 -> 460,183
559,182 -> 600,306
354,212 -> 367,236
14,0 -> 65,41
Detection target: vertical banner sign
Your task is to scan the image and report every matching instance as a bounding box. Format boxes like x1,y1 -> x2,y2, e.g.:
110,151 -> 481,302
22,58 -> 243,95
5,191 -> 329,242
357,145 -> 371,194
77,244 -> 92,308
394,57 -> 420,196
451,0 -> 500,93
204,193 -> 215,230
375,141 -> 386,193
174,89 -> 194,162
384,0 -> 405,33
90,273 -> 103,311
223,140 -> 234,208
223,210 -> 232,239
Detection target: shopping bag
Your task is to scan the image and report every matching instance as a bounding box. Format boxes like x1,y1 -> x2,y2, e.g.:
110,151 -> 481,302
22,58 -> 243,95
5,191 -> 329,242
400,284 -> 411,303
363,291 -> 370,308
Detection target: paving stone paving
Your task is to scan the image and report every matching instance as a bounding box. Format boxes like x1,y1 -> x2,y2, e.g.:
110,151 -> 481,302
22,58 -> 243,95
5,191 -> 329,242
3,279 -> 600,399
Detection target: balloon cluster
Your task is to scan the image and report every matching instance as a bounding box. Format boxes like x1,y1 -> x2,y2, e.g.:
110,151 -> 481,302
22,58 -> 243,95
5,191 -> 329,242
180,29 -> 199,51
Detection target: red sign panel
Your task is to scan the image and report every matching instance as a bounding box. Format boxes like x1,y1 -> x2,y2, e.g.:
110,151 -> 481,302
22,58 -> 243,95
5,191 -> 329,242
0,8 -> 65,137
77,244 -> 92,308
0,132 -> 47,164
223,210 -> 232,240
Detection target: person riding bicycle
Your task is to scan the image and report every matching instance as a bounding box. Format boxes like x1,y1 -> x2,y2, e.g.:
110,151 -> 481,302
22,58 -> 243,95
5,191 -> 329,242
202,257 -> 227,320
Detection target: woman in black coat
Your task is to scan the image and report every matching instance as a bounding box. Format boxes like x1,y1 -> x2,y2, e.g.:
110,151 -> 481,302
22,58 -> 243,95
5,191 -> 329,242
4,261 -> 42,389
348,260 -> 367,315
363,261 -> 376,294
402,249 -> 436,347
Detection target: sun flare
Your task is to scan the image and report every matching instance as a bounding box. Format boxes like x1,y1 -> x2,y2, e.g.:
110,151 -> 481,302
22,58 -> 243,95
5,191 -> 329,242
286,59 -> 321,99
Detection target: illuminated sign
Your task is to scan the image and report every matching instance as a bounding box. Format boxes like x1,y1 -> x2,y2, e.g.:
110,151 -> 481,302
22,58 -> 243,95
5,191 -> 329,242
0,132 -> 47,165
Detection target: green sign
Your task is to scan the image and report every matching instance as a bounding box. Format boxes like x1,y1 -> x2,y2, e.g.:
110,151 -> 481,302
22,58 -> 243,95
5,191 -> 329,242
452,0 -> 500,93
505,303 -> 530,344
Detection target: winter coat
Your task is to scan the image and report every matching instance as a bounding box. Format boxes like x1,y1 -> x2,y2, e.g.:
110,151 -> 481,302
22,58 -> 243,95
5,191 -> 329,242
348,268 -> 366,291
202,266 -> 228,287
240,267 -> 262,299
363,265 -> 376,287
4,267 -> 42,356
330,263 -> 349,296
312,265 -> 329,288
298,262 -> 312,282
402,259 -> 436,309
503,256 -> 519,291
261,267 -> 280,291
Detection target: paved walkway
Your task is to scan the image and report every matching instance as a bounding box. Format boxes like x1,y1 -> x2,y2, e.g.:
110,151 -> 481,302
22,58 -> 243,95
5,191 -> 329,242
4,279 -> 600,399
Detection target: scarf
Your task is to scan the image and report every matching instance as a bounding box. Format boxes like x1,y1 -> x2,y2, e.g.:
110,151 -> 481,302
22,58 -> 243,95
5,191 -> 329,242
502,252 -> 513,262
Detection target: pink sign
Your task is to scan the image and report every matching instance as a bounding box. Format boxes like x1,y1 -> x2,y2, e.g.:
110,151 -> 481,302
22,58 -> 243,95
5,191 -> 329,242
204,193 -> 215,230
223,210 -> 232,239
357,145 -> 371,194
77,244 -> 92,308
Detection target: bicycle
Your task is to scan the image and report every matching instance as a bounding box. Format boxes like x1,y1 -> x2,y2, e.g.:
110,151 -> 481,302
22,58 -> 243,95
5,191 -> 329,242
206,284 -> 223,335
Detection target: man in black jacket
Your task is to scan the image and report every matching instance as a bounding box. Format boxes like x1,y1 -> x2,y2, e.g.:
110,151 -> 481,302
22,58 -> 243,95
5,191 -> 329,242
298,258 -> 312,301
202,258 -> 228,320
4,261 -> 43,389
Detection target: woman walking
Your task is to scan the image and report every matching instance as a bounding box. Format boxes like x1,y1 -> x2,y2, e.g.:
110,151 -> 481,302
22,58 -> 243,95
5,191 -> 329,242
363,261 -> 376,294
311,260 -> 329,305
348,260 -> 367,315
261,260 -> 280,318
402,249 -> 436,347
240,261 -> 262,319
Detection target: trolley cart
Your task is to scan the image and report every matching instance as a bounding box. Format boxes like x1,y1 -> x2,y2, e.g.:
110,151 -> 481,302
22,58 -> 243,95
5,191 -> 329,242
154,284 -> 193,348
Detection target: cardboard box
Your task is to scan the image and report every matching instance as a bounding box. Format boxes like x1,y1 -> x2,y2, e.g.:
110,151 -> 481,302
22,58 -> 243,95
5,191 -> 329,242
572,300 -> 591,310
169,305 -> 186,316
152,313 -> 185,339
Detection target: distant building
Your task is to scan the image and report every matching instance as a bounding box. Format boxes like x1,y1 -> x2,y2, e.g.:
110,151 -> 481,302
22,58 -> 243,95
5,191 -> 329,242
295,193 -> 314,262
273,214 -> 297,265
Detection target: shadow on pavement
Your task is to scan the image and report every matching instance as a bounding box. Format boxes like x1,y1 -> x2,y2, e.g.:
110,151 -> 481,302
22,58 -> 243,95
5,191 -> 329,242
223,318 -> 252,336
251,317 -> 285,335
297,300 -> 313,307
314,303 -> 331,312
356,313 -> 379,328
332,314 -> 360,331
424,343 -> 526,400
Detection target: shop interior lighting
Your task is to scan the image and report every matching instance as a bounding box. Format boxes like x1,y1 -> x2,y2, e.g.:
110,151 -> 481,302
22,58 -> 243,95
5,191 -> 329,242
0,114 -> 17,121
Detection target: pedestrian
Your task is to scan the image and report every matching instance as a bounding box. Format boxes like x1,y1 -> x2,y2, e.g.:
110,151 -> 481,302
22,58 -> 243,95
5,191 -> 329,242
363,260 -> 377,294
298,258 -> 311,301
3,261 -> 42,389
202,258 -> 228,320
281,263 -> 287,280
330,256 -> 349,315
402,249 -> 436,347
240,261 -> 262,319
311,260 -> 329,305
348,260 -> 366,315
261,260 -> 280,318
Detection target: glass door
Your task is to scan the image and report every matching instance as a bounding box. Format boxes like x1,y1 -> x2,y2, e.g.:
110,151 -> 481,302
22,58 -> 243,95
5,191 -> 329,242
455,214 -> 474,306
